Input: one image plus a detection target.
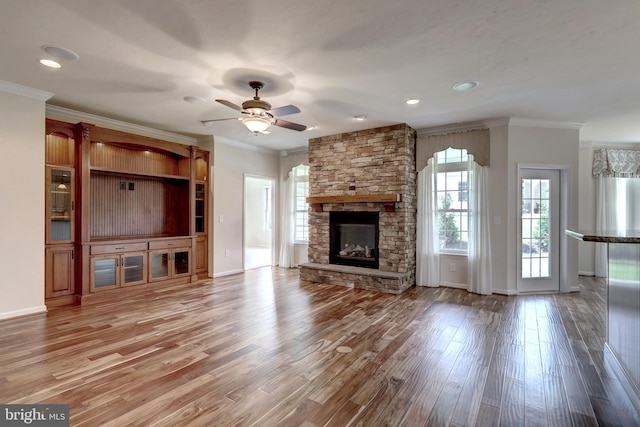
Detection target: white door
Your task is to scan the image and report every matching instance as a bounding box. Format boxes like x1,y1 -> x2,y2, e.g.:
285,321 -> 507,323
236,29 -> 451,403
518,168 -> 560,293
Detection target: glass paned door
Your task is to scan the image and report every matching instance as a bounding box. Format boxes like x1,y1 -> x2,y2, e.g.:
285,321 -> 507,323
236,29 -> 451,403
518,168 -> 560,293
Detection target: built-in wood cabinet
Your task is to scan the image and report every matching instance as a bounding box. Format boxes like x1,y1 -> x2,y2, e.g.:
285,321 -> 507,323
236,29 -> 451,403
45,119 -> 210,307
45,122 -> 77,305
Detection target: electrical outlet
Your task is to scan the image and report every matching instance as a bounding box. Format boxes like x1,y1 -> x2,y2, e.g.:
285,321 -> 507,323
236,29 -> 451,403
219,215 -> 224,222
449,262 -> 456,272
225,250 -> 230,258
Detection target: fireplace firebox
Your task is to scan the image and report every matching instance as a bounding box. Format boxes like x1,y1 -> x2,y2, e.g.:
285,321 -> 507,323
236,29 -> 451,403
329,211 -> 379,269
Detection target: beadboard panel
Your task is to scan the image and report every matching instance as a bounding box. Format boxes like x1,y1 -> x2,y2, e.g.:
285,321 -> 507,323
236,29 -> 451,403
45,133 -> 74,166
90,173 -> 189,239
91,142 -> 190,177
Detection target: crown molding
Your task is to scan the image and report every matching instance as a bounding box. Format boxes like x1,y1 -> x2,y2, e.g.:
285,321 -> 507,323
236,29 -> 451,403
0,80 -> 53,101
508,117 -> 584,130
46,104 -> 198,145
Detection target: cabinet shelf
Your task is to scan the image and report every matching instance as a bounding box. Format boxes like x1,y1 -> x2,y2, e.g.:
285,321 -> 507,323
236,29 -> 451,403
90,167 -> 189,181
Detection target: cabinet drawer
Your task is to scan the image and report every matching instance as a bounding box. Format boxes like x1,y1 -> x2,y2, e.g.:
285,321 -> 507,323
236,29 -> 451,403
91,242 -> 148,255
149,238 -> 192,250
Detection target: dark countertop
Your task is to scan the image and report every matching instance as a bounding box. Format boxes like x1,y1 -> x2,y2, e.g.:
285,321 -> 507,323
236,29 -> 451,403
565,229 -> 640,243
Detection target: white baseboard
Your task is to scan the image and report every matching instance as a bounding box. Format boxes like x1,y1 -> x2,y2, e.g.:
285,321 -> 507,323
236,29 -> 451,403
213,269 -> 244,278
440,281 -> 467,290
0,305 -> 47,321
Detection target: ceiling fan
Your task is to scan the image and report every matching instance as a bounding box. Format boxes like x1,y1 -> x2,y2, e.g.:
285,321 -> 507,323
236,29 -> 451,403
201,81 -> 307,135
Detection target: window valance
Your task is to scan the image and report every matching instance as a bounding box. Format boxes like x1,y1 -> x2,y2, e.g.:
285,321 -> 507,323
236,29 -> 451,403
416,128 -> 489,170
592,148 -> 640,178
280,150 -> 309,177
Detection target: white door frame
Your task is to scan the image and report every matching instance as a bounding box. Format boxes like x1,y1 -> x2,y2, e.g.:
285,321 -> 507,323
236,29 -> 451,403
516,164 -> 571,294
243,173 -> 276,270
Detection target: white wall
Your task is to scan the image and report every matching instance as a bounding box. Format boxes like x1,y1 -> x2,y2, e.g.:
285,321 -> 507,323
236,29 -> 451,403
485,122 -> 580,294
0,83 -> 52,319
213,140 -> 278,276
503,123 -> 580,294
489,125 -> 510,293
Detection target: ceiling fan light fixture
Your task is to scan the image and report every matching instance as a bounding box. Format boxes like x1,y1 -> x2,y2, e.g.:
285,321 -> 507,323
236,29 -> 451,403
243,116 -> 271,134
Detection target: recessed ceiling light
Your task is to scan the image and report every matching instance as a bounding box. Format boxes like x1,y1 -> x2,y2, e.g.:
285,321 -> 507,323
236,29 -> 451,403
453,81 -> 479,91
41,45 -> 79,61
262,130 -> 271,135
306,126 -> 316,131
39,59 -> 61,69
406,98 -> 420,105
183,96 -> 207,104
354,115 -> 367,121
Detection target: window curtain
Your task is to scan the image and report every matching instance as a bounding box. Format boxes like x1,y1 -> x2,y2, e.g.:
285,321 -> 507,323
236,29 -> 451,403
416,158 -> 440,286
278,151 -> 308,268
416,154 -> 493,294
467,155 -> 493,295
278,170 -> 296,267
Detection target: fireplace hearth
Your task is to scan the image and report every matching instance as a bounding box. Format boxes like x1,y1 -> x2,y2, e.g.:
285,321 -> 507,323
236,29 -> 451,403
330,211 -> 379,269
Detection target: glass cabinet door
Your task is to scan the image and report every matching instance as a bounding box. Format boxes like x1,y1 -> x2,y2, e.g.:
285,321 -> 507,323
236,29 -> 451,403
121,252 -> 147,286
195,183 -> 206,234
91,256 -> 118,290
47,166 -> 74,243
150,251 -> 170,281
173,249 -> 191,276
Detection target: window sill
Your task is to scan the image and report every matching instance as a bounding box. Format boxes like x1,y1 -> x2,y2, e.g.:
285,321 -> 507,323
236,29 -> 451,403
439,252 -> 468,258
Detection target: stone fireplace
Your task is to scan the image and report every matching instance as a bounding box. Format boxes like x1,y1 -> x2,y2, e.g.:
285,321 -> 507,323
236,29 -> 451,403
299,123 -> 417,294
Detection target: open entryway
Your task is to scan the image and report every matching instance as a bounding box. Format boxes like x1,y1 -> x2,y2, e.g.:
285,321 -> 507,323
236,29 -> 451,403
517,167 -> 561,293
243,175 -> 275,270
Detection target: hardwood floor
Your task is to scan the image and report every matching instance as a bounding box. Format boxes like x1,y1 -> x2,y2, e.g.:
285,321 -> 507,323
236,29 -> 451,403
1,269 -> 639,426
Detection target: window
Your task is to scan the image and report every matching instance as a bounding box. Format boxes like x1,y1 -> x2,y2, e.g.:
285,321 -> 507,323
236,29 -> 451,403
435,148 -> 468,253
263,186 -> 272,231
293,165 -> 309,242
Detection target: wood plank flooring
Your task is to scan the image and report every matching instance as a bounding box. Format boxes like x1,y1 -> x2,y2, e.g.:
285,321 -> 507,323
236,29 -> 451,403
1,269 -> 639,426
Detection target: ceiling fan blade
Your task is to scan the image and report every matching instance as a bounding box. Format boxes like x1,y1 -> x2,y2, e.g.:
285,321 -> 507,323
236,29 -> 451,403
268,105 -> 301,117
215,99 -> 244,112
273,119 -> 307,132
201,118 -> 241,126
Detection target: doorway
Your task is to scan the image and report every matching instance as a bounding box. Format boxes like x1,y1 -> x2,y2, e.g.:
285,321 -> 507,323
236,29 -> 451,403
518,168 -> 560,293
244,175 -> 275,270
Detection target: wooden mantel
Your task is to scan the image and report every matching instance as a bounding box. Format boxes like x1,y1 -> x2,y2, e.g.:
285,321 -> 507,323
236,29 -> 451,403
306,194 -> 402,212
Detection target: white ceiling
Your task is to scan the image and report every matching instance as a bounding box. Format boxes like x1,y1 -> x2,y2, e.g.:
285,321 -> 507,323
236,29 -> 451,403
2,0 -> 640,151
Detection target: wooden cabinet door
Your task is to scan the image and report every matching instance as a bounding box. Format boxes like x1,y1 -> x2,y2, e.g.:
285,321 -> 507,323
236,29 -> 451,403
45,245 -> 74,298
195,236 -> 207,274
